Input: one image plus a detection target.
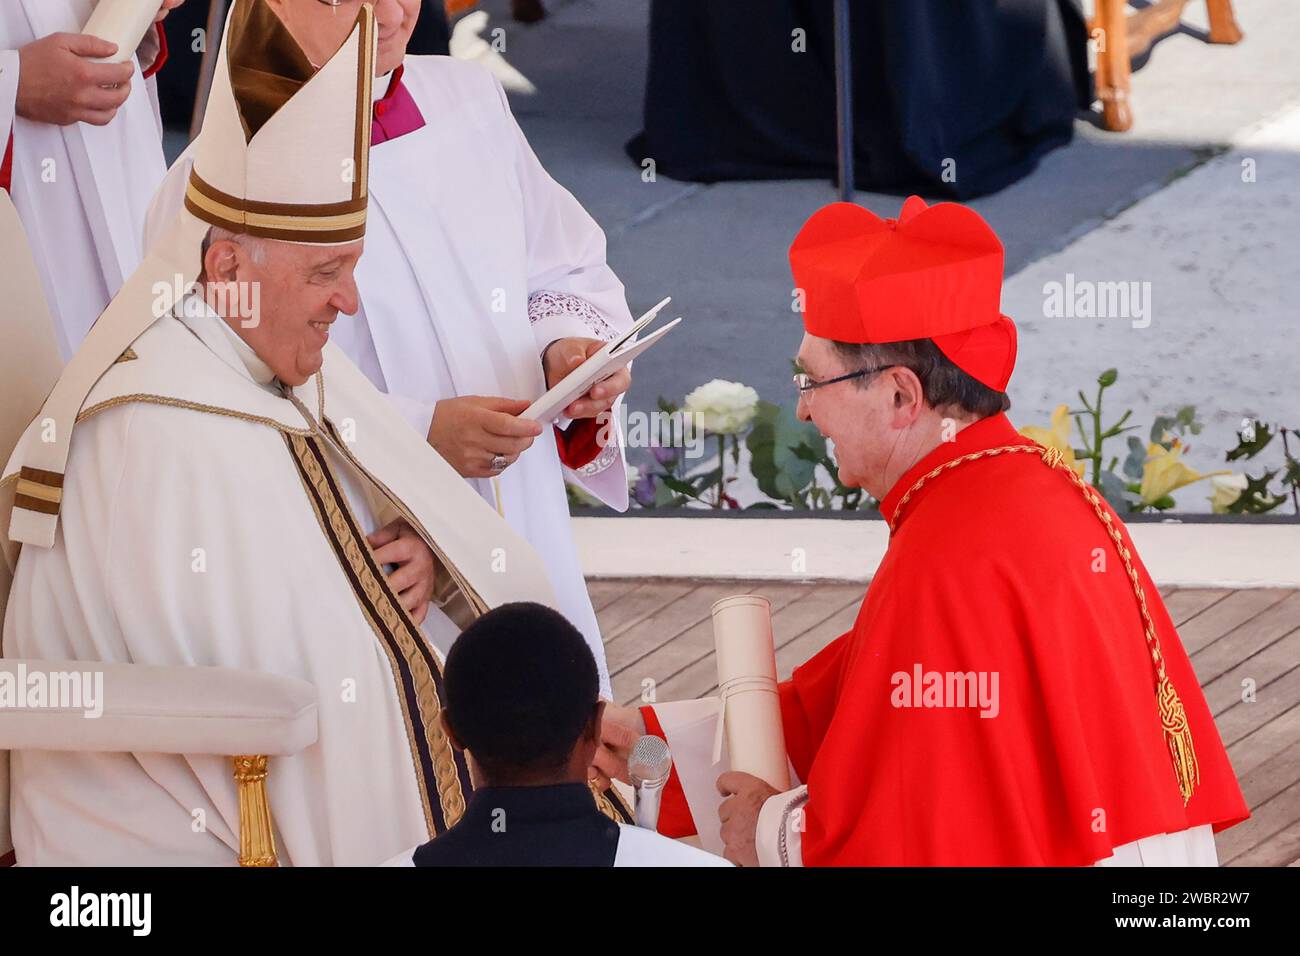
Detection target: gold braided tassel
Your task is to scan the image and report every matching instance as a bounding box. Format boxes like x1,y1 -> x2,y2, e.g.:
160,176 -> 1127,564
1158,675 -> 1200,806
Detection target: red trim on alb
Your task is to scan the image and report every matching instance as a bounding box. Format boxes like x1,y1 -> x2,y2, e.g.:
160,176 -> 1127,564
142,22 -> 168,79
1,129 -> 13,194
640,706 -> 697,839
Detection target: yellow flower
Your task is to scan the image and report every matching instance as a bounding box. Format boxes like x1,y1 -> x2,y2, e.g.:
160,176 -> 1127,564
1208,473 -> 1248,514
1139,439 -> 1229,506
1019,405 -> 1086,477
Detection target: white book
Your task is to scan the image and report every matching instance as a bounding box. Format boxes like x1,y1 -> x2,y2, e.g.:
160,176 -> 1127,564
522,297 -> 682,423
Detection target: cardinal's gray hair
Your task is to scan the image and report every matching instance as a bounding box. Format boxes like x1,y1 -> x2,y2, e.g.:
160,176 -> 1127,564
832,338 -> 1010,419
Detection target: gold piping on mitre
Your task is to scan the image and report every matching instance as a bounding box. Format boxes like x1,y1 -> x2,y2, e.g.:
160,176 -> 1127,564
183,0 -> 376,245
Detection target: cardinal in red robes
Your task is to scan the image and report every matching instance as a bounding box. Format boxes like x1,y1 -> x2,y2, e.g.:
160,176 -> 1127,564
602,197 -> 1249,866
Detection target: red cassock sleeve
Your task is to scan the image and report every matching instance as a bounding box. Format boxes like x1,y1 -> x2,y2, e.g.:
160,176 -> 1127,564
779,631 -> 851,782
553,418 -> 602,469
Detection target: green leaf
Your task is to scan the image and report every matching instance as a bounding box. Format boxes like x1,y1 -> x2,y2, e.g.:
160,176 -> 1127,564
1225,471 -> 1287,514
1099,470 -> 1135,511
1225,421 -> 1273,461
1122,436 -> 1146,481
1281,456 -> 1300,489
652,481 -> 681,507
744,402 -> 784,501
660,475 -> 701,499
1150,414 -> 1174,445
690,467 -> 722,491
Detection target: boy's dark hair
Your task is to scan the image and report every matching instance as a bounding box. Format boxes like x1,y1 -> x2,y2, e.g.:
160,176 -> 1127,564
832,338 -> 1010,418
443,601 -> 599,778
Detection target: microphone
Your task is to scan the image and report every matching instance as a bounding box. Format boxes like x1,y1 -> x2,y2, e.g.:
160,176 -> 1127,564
628,734 -> 673,831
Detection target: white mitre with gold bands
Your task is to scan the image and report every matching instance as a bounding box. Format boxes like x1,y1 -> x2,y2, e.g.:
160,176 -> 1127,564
4,0 -> 376,550
184,0 -> 372,243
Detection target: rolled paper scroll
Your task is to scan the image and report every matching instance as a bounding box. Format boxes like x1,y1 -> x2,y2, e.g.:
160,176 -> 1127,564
81,0 -> 165,64
711,595 -> 790,791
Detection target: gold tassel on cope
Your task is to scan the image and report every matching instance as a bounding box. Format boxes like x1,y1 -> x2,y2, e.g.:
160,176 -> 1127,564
232,755 -> 278,867
1159,675 -> 1200,805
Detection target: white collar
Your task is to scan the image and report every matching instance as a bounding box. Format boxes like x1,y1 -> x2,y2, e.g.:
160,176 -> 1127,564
176,293 -> 279,391
373,70 -> 394,102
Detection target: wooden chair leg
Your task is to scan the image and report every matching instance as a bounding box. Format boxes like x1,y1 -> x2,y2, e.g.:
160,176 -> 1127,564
1094,0 -> 1134,132
1206,0 -> 1243,44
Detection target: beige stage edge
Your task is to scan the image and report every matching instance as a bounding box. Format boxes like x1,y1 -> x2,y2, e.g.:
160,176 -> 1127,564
572,517 -> 1300,588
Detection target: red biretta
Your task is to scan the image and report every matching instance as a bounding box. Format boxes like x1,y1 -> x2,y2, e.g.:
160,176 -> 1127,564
641,198 -> 1248,866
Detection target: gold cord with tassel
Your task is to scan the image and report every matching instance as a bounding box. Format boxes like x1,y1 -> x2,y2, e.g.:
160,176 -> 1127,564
889,442 -> 1199,804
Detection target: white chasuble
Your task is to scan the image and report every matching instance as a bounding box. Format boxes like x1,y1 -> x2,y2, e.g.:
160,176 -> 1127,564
147,56 -> 634,697
0,0 -> 167,358
3,304 -> 562,866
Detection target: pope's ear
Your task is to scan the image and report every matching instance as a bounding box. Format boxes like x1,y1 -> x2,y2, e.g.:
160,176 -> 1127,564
202,239 -> 242,284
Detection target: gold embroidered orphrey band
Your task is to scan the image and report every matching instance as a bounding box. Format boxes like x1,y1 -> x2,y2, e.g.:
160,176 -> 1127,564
286,430 -> 471,837
5,398 -> 642,832
888,443 -> 1201,806
286,431 -> 635,829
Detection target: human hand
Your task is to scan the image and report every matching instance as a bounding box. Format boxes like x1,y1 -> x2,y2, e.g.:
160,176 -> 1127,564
542,337 -> 631,420
426,395 -> 544,479
16,34 -> 135,127
368,519 -> 436,625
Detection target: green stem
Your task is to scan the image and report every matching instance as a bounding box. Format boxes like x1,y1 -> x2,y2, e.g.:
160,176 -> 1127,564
1092,384 -> 1104,490
716,434 -> 726,509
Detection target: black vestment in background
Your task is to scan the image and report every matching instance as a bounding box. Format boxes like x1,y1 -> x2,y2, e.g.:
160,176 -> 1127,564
626,0 -> 1091,199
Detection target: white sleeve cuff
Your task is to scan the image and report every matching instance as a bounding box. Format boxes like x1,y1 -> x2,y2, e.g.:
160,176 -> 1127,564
532,313 -> 598,356
756,785 -> 809,867
0,49 -> 21,149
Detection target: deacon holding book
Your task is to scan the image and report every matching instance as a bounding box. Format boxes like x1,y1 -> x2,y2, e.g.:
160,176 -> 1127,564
148,0 -> 634,695
3,1 -> 627,866
0,0 -> 184,357
609,198 -> 1249,866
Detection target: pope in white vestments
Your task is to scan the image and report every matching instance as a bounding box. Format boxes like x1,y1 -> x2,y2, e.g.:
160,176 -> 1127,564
0,0 -> 182,358
148,0 -> 635,696
2,0 -> 630,866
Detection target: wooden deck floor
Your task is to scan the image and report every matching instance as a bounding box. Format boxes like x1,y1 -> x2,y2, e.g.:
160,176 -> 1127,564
588,580 -> 1300,867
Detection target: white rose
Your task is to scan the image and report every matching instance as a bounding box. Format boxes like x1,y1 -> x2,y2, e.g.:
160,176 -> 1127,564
682,379 -> 760,435
1208,473 -> 1248,513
